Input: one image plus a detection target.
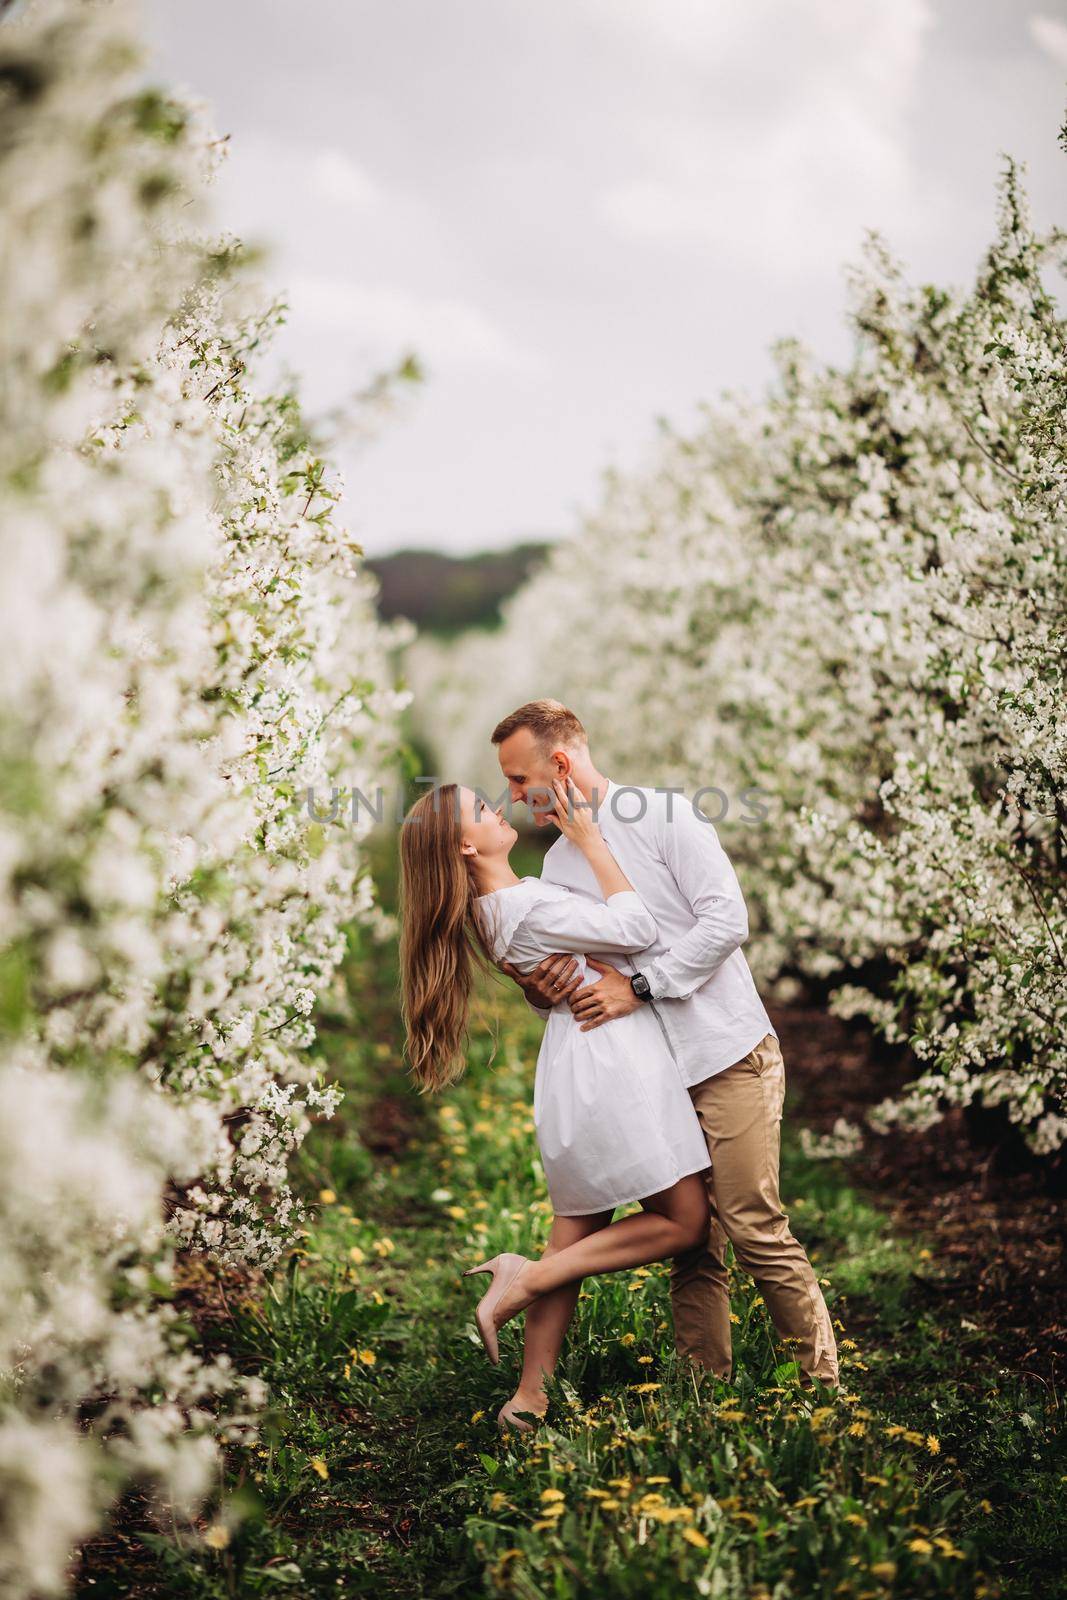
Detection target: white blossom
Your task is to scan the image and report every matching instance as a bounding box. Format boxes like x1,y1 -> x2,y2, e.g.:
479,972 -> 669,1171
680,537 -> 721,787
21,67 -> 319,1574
417,156 -> 1066,1158
0,0 -> 406,1586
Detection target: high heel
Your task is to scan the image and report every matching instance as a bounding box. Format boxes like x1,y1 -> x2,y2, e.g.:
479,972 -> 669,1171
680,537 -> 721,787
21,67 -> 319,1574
462,1252 -> 533,1364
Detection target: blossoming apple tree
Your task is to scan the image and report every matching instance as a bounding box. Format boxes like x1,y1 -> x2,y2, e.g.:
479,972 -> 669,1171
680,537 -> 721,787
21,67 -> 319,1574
0,0 -> 407,1590
417,159 -> 1066,1159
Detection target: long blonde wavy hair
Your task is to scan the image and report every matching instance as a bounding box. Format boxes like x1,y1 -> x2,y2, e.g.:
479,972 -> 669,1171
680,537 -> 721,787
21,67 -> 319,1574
399,784 -> 498,1092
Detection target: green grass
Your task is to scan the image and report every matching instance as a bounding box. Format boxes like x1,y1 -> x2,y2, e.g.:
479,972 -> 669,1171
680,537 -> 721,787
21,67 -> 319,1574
78,893 -> 1065,1600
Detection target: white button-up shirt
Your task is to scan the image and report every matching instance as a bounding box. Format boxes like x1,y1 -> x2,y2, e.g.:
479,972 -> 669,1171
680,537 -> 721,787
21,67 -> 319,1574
536,779 -> 774,1087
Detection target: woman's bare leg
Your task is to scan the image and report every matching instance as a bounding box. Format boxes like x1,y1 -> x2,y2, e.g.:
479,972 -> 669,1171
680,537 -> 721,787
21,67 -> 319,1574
496,1173 -> 710,1326
504,1210 -> 612,1422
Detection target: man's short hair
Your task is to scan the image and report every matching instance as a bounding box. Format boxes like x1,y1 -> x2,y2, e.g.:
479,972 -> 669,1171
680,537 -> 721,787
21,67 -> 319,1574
491,699 -> 587,755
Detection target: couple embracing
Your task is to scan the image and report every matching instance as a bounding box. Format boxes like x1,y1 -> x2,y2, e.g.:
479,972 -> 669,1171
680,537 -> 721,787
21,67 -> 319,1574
399,700 -> 837,1429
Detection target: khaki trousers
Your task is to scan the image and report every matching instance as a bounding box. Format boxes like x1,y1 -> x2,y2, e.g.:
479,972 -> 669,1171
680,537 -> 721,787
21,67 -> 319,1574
670,1032 -> 839,1384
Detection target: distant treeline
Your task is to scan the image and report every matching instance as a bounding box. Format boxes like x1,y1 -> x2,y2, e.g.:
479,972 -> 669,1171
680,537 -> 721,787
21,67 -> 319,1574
367,541 -> 551,635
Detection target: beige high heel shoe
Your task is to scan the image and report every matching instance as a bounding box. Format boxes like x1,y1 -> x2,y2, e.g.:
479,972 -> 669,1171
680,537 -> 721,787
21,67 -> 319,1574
462,1252 -> 534,1364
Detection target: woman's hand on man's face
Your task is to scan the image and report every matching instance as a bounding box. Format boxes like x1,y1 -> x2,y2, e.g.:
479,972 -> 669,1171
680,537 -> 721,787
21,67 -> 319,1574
500,952 -> 582,1010
549,778 -> 602,851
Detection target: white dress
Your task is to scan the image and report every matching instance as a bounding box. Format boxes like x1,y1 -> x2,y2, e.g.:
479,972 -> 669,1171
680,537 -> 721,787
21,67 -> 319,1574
475,877 -> 710,1216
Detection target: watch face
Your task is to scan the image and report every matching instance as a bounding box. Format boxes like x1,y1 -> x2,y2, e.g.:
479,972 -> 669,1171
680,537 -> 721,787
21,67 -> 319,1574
631,974 -> 651,999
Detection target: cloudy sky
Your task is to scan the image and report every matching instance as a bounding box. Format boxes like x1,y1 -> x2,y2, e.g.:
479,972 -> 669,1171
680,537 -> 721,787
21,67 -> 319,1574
144,1 -> 1067,555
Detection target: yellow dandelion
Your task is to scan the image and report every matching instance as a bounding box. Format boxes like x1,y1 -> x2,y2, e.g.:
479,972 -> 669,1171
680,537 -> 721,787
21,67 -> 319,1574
619,1333 -> 636,1347
540,1488 -> 565,1503
309,1457 -> 329,1480
318,1189 -> 337,1205
848,1422 -> 868,1437
348,1246 -> 365,1265
681,1527 -> 709,1549
470,1410 -> 485,1425
908,1537 -> 934,1555
599,1498 -> 621,1511
357,1348 -> 376,1366
631,1382 -> 661,1394
637,1355 -> 654,1365
203,1524 -> 230,1551
840,1338 -> 858,1350
584,1488 -> 610,1500
980,1498 -> 994,1515
870,1561 -> 896,1579
729,1312 -> 741,1325
925,1434 -> 941,1455
843,1513 -> 866,1528
446,1206 -> 467,1220
794,1496 -> 818,1511
646,1476 -> 670,1484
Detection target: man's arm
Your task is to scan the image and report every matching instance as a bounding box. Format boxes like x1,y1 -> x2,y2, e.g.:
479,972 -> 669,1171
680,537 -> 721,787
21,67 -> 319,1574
637,799 -> 749,1000
569,799 -> 749,1031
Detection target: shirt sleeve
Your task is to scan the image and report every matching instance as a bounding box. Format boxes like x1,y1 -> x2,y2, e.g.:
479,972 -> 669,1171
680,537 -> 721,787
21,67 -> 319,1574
638,802 -> 750,1000
512,890 -> 657,961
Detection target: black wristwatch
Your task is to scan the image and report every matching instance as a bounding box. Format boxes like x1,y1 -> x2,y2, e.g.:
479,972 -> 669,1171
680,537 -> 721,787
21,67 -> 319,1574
630,972 -> 654,1003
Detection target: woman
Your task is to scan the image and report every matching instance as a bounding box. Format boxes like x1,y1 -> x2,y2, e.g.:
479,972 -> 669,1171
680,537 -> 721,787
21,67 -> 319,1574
399,778 -> 710,1429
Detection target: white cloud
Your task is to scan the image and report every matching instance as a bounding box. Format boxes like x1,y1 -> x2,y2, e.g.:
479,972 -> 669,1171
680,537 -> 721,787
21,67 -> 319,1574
285,275 -> 544,375
584,0 -> 932,99
599,98 -> 912,274
594,0 -> 928,277
308,149 -> 379,210
1030,13 -> 1067,67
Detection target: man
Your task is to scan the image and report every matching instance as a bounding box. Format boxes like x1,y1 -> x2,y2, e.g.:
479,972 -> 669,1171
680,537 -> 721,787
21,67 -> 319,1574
490,698 -> 838,1386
